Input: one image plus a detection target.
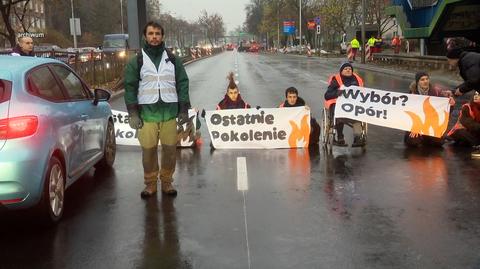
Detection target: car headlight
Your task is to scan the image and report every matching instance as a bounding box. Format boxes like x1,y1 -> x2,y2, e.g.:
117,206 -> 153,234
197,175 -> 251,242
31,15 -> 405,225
118,51 -> 126,58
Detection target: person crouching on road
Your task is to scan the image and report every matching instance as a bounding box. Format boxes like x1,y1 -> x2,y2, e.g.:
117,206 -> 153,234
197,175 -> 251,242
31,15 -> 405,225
216,72 -> 251,110
324,62 -> 365,147
124,21 -> 191,198
279,87 -> 320,146
404,71 -> 455,147
448,91 -> 480,158
11,36 -> 34,56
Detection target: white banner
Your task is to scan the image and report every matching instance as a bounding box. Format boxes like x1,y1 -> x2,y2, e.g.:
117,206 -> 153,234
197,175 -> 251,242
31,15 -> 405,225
205,107 -> 311,149
335,86 -> 451,138
112,109 -> 198,147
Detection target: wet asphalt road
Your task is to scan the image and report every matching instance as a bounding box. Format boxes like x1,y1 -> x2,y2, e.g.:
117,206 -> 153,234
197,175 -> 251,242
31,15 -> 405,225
1,51 -> 480,269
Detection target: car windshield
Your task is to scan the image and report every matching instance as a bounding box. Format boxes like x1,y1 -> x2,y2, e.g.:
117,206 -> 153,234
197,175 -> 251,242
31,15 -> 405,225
103,39 -> 126,48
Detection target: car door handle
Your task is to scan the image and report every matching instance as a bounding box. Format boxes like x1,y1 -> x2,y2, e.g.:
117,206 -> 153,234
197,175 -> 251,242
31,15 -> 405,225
80,114 -> 89,120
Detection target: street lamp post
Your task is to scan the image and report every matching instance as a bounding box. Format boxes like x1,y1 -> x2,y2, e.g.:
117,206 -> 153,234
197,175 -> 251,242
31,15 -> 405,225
70,0 -> 77,48
361,0 -> 366,63
120,0 -> 124,34
299,0 -> 302,49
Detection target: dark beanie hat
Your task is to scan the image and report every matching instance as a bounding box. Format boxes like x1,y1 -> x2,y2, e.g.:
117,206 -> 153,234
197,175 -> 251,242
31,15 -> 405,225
446,47 -> 463,59
415,71 -> 429,84
339,62 -> 353,73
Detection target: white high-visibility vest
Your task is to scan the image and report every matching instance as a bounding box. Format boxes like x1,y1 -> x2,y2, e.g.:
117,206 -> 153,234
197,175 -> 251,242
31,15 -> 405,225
138,49 -> 178,104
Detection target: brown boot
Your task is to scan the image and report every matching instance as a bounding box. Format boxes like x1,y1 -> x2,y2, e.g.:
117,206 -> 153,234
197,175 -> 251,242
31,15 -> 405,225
140,182 -> 157,198
161,182 -> 177,196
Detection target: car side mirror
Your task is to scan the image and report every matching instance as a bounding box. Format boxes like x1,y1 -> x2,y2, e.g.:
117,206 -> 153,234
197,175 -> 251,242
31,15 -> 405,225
93,88 -> 111,105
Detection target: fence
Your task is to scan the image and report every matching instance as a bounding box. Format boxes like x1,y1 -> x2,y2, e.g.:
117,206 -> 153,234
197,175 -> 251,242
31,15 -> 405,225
1,47 -> 223,89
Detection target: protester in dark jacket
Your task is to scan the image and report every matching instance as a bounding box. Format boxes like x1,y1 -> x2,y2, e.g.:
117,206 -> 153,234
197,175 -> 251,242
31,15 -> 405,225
446,48 -> 480,96
448,92 -> 480,145
279,87 -> 320,145
216,72 -> 251,110
10,36 -> 34,56
324,62 -> 365,147
448,91 -> 480,158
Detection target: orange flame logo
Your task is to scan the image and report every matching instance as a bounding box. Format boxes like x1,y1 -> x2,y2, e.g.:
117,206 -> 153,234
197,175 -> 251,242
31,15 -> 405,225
405,97 -> 449,138
288,115 -> 310,147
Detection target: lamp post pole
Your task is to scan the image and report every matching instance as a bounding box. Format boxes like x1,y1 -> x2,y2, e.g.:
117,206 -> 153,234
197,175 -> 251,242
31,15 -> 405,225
299,0 -> 302,48
70,0 -> 77,48
120,0 -> 124,34
361,0 -> 366,63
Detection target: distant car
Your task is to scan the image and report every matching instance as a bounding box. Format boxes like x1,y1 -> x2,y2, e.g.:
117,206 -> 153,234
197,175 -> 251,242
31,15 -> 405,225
226,44 -> 234,51
0,56 -> 116,223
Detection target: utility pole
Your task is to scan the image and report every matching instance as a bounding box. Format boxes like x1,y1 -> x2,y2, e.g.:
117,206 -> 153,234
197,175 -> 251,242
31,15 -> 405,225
361,0 -> 366,63
70,0 -> 77,48
120,0 -> 124,34
299,0 -> 302,48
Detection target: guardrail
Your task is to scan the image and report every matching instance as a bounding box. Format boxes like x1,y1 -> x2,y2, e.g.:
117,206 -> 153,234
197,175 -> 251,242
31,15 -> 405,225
1,47 -> 223,89
372,53 -> 451,71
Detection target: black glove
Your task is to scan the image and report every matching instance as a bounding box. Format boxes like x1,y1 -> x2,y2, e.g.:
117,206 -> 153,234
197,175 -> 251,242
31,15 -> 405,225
178,102 -> 190,125
200,109 -> 206,118
127,104 -> 143,129
256,105 -> 261,110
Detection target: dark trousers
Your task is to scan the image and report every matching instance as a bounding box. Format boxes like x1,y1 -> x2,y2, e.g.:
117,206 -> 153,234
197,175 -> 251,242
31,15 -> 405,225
404,132 -> 444,147
449,129 -> 480,147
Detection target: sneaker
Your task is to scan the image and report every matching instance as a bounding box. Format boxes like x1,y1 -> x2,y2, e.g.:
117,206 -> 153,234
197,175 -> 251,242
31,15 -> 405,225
140,183 -> 157,199
472,149 -> 480,159
333,138 -> 348,147
352,136 -> 366,147
161,182 -> 178,196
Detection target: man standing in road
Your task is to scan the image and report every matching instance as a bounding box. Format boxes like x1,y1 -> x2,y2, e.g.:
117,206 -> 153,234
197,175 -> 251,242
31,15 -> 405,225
124,21 -> 190,198
10,36 -> 34,56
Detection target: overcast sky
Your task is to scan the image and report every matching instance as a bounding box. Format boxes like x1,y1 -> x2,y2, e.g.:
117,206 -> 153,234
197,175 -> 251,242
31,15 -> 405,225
160,0 -> 249,33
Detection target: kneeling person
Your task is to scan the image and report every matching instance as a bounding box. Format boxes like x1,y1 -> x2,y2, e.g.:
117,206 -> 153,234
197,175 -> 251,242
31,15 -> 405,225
279,87 -> 320,145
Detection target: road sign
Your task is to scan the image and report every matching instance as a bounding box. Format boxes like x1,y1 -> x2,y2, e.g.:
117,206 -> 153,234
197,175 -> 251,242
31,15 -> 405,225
314,16 -> 321,25
283,20 -> 296,34
69,18 -> 81,36
316,25 -> 321,35
307,20 -> 316,30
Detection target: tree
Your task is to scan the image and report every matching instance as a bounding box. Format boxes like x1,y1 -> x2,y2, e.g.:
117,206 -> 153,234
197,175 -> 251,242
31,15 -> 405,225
198,10 -> 225,46
0,0 -> 35,47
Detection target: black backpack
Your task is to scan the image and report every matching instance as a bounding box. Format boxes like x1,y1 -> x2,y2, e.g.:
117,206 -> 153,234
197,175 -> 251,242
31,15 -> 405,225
136,48 -> 176,80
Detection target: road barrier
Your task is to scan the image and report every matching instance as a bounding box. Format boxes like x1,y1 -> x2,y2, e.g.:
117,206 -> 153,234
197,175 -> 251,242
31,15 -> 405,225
372,53 -> 451,71
1,47 -> 223,89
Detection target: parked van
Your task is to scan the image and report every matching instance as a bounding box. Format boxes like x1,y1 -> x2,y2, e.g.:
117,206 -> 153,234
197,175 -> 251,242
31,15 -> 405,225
102,34 -> 129,58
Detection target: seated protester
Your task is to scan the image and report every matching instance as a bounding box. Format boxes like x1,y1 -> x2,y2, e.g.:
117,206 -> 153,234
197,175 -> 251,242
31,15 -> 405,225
404,71 -> 455,147
216,72 -> 251,110
448,91 -> 480,158
324,62 -> 365,147
279,87 -> 320,145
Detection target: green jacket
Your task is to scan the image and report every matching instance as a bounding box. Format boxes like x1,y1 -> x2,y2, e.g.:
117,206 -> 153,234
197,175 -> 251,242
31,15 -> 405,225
124,41 -> 190,122
368,37 -> 376,47
350,38 -> 360,49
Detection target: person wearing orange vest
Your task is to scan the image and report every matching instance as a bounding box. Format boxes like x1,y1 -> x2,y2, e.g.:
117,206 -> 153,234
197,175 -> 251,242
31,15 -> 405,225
448,91 -> 480,158
324,62 -> 365,147
279,87 -> 320,146
216,72 -> 251,110
391,35 -> 401,54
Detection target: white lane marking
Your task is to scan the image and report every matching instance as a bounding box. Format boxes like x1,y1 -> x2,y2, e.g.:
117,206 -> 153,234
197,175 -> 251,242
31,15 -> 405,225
242,191 -> 251,269
237,157 -> 251,268
237,157 -> 248,191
